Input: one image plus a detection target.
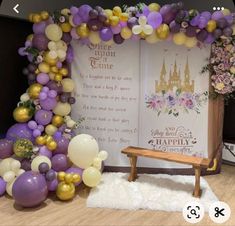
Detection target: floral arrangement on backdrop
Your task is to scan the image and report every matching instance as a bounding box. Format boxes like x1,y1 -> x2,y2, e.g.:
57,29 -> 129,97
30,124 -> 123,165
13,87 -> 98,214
0,2 -> 234,208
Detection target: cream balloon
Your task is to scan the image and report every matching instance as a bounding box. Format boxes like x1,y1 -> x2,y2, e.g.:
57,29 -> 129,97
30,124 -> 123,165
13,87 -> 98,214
97,150 -> 108,161
92,157 -> 102,170
45,24 -> 63,41
3,171 -> 15,183
6,178 -> 16,197
31,156 -> 52,172
61,78 -> 75,92
89,31 -> 101,45
82,167 -> 102,187
132,26 -> 142,35
68,134 -> 99,169
45,124 -> 58,136
20,93 -> 30,102
53,102 -> 71,116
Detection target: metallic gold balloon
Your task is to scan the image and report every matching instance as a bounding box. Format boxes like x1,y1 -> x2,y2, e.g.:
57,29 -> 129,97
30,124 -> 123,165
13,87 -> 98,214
40,11 -> 49,20
65,174 -> 73,183
58,172 -> 66,181
72,174 -> 81,184
44,52 -> 58,66
206,20 -> 217,33
38,62 -> 50,73
76,23 -> 90,38
45,135 -> 53,143
60,68 -> 68,76
56,182 -> 75,201
13,139 -> 34,158
32,14 -> 42,23
52,115 -> 64,127
60,23 -> 72,33
109,16 -> 119,26
36,136 -> 46,145
28,83 -> 42,99
113,6 -> 122,16
47,141 -> 57,151
120,13 -> 129,22
104,9 -> 113,18
51,66 -> 59,73
148,3 -> 160,12
54,74 -> 63,82
13,107 -> 32,123
156,24 -> 170,40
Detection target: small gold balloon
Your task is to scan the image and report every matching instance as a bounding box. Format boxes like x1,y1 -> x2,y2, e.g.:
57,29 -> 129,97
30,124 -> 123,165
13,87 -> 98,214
36,136 -> 46,145
206,20 -> 217,33
120,13 -> 129,22
38,62 -> 50,73
113,6 -> 122,16
60,22 -> 72,33
140,31 -> 147,39
58,172 -> 66,181
54,74 -> 63,82
44,52 -> 58,66
59,68 -> 68,76
47,141 -> 57,151
156,24 -> 170,40
13,139 -> 34,158
32,14 -> 42,23
56,182 -> 75,201
104,9 -> 113,18
109,16 -> 119,26
148,3 -> 161,12
40,11 -> 49,20
28,83 -> 42,99
52,115 -> 64,127
28,13 -> 34,22
65,174 -> 73,183
45,135 -> 53,143
13,107 -> 32,123
76,23 -> 90,38
51,66 -> 59,73
72,174 -> 81,183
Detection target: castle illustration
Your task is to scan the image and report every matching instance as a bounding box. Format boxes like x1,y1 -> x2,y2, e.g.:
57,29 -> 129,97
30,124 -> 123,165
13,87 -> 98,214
155,58 -> 195,93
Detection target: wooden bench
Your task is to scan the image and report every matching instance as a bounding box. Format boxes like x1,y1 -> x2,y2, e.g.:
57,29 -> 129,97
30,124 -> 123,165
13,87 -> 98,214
121,146 -> 211,198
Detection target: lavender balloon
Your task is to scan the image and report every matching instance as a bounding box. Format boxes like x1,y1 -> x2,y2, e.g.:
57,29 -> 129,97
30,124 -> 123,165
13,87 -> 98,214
147,12 -> 162,29
39,146 -> 52,159
33,21 -> 47,34
99,28 -> 113,41
12,171 -> 48,208
40,97 -> 57,111
66,167 -> 83,186
127,17 -> 138,29
53,136 -> 69,155
32,34 -> 49,51
211,11 -> 224,20
35,110 -> 53,126
36,73 -> 49,85
51,154 -> 70,172
47,178 -> 58,192
0,139 -> 13,159
79,5 -> 92,22
0,177 -> 6,196
6,123 -> 34,143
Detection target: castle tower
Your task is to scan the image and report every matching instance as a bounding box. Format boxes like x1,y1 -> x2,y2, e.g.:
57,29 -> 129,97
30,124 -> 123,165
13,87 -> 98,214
182,57 -> 194,93
155,59 -> 169,93
168,61 -> 181,91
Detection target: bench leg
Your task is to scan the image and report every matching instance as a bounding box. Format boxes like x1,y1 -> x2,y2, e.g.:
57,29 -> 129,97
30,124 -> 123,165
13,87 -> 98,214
128,155 -> 138,182
193,166 -> 201,198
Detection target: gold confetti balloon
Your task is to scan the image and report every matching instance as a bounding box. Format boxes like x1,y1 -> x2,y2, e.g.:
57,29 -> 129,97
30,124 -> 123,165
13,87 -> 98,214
13,139 -> 34,158
13,106 -> 32,123
28,83 -> 42,99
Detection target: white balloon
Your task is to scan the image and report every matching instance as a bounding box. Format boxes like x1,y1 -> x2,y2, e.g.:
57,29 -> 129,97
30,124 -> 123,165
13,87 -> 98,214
48,41 -> 57,50
20,93 -> 30,102
68,134 -> 99,169
31,156 -> 52,172
57,49 -> 66,59
98,150 -> 108,161
48,50 -> 58,59
16,169 -> 25,177
6,178 -> 16,196
139,16 -> 147,26
3,171 -> 15,183
132,25 -> 142,35
56,40 -> 68,51
92,157 -> 102,170
11,160 -> 21,172
143,25 -> 153,35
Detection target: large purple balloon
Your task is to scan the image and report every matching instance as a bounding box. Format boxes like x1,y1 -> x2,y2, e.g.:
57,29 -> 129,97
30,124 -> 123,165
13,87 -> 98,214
0,139 -> 13,159
35,110 -> 53,126
66,167 -> 83,186
32,34 -> 49,51
73,14 -> 82,26
160,4 -> 176,24
147,12 -> 162,29
39,97 -> 57,111
51,154 -> 70,172
6,123 -> 34,143
0,177 -> 6,196
190,15 -> 200,26
53,136 -> 69,155
201,11 -> 211,21
79,5 -> 92,22
204,34 -> 215,44
99,28 -> 113,41
12,171 -> 48,207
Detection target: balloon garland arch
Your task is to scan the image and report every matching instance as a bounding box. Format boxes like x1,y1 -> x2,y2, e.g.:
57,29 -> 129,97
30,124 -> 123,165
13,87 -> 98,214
0,2 -> 235,207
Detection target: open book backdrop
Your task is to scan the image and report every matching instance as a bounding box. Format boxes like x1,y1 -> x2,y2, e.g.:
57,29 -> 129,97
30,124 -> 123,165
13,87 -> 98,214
71,40 -> 222,171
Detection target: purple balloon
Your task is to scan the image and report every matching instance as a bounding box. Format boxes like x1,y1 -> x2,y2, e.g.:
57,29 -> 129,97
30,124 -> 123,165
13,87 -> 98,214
37,73 -> 49,85
201,11 -> 211,21
39,146 -> 52,159
160,4 -> 176,24
0,139 -> 13,159
35,110 -> 53,126
33,21 -> 47,34
99,28 -> 113,41
66,167 -> 83,186
211,11 -> 224,20
45,169 -> 56,181
223,27 -> 233,37
20,159 -> 32,171
51,154 -> 70,172
46,81 -> 63,94
12,171 -> 48,208
48,90 -> 57,98
89,9 -> 99,19
53,136 -> 69,155
127,17 -> 138,29
113,34 -> 124,44
142,5 -> 150,17
70,6 -> 79,15
196,29 -> 208,42
87,19 -> 103,31
47,178 -> 58,192
0,177 -> 6,196
111,24 -> 122,34
40,97 -> 57,111
198,16 -> 208,29
190,14 -> 200,26
148,12 -> 162,29
217,18 -> 228,29
32,34 -> 49,51
72,14 -> 82,26
33,129 -> 41,138
170,21 -> 181,33
213,29 -> 223,39
204,34 -> 215,44
186,26 -> 197,37
78,5 -> 92,22
66,46 -> 74,64
6,123 -> 34,143
225,15 -> 233,25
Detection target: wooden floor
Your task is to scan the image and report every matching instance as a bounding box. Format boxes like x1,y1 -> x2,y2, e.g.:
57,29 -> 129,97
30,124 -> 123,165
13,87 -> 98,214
0,164 -> 235,226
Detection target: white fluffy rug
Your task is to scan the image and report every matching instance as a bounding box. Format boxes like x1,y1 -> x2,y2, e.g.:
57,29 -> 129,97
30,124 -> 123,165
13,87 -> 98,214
87,173 -> 218,212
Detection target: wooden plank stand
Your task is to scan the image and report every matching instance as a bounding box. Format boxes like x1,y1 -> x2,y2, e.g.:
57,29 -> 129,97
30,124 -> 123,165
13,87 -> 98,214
122,146 -> 211,198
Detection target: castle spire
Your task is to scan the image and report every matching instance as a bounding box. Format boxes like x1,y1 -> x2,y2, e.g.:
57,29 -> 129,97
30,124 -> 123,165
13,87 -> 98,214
160,59 -> 166,79
184,57 -> 190,81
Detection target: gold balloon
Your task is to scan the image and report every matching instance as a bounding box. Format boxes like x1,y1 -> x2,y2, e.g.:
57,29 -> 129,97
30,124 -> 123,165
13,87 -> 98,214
185,37 -> 197,48
52,115 -> 64,127
13,107 -> 32,123
206,20 -> 217,33
58,172 -> 66,181
28,83 -> 42,99
113,6 -> 122,16
36,136 -> 46,146
60,22 -> 72,33
44,52 -> 58,66
56,182 -> 75,201
60,68 -> 69,76
173,32 -> 187,45
109,16 -> 119,26
65,174 -> 73,183
40,11 -> 49,20
38,62 -> 50,73
156,24 -> 170,40
148,3 -> 161,12
76,23 -> 90,38
32,14 -> 42,23
120,27 -> 132,40
105,9 -> 113,18
47,141 -> 57,151
89,31 -> 101,45
72,174 -> 81,183
13,139 -> 34,158
120,13 -> 129,22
